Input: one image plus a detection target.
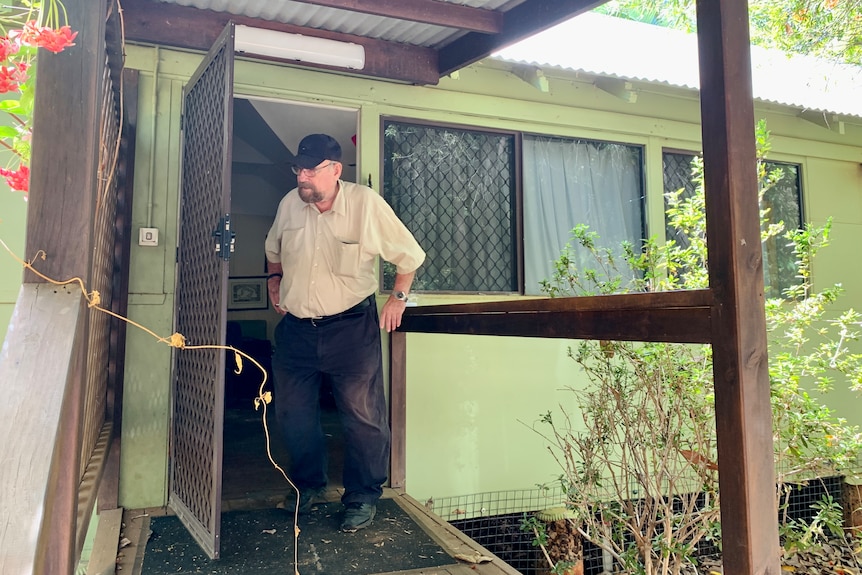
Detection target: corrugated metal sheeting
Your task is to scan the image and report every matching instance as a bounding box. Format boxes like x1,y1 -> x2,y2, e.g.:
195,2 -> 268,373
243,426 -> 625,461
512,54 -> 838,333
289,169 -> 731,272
494,12 -> 862,119
157,0 -> 523,47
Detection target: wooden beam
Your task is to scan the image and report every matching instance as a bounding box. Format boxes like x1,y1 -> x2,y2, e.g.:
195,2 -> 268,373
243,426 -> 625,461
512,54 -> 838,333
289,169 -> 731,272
123,0 -> 439,85
402,307 -> 711,343
400,290 -> 713,343
695,0 -> 781,572
291,0 -> 503,34
438,0 -> 605,76
389,331 -> 407,489
404,289 -> 712,315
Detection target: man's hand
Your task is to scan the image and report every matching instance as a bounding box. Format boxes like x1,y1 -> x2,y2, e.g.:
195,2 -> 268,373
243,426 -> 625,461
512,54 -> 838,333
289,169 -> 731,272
267,276 -> 286,315
379,296 -> 407,332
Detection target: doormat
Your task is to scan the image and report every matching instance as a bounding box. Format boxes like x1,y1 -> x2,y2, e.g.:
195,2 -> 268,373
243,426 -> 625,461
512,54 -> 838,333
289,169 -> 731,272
141,498 -> 457,575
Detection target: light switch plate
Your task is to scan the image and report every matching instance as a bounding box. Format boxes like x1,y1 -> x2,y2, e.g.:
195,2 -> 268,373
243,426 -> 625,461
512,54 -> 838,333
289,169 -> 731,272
139,227 -> 159,247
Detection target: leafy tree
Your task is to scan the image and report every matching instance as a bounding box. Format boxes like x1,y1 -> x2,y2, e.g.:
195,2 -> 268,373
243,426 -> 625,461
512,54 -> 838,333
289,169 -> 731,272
597,0 -> 862,64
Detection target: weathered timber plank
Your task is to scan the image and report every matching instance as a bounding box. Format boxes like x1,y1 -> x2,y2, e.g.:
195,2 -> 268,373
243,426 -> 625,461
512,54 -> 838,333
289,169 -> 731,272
0,285 -> 85,574
401,306 -> 712,343
696,0 -> 780,573
123,0 -> 439,85
389,331 -> 407,489
392,494 -> 524,575
87,507 -> 124,575
403,289 -> 712,316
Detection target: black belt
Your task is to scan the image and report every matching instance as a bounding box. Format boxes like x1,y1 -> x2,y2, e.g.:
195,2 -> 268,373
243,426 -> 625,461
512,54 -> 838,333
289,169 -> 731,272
290,295 -> 373,326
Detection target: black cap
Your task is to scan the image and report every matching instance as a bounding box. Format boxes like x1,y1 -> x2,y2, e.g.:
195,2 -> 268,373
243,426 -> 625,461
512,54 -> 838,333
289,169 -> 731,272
293,134 -> 342,169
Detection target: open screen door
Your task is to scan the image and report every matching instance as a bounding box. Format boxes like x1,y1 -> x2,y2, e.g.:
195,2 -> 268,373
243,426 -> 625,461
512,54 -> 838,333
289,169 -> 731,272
170,22 -> 235,560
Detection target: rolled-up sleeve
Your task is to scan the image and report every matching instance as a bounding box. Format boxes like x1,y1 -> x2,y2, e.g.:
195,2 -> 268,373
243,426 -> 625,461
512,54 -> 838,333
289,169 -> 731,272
369,193 -> 425,274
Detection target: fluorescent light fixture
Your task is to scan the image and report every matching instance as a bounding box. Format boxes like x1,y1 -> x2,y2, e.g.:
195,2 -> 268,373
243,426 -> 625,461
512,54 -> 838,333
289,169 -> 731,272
235,25 -> 365,70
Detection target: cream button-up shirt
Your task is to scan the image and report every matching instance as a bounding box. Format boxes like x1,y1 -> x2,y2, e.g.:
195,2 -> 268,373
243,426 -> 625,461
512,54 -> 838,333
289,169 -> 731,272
264,180 -> 425,318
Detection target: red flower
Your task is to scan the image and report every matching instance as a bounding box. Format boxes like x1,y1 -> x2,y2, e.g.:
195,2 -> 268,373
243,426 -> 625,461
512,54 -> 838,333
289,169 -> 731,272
0,37 -> 19,62
15,21 -> 42,46
14,21 -> 77,53
0,164 -> 30,193
0,63 -> 28,93
35,26 -> 77,53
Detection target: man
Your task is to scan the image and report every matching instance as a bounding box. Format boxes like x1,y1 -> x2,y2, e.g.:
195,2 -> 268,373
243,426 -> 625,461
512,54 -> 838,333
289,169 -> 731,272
264,133 -> 425,533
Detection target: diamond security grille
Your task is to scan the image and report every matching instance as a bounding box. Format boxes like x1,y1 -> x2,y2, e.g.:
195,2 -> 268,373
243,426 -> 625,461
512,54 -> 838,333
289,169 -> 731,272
760,162 -> 802,298
662,152 -> 700,248
170,24 -> 234,560
382,121 -> 517,292
662,151 -> 802,298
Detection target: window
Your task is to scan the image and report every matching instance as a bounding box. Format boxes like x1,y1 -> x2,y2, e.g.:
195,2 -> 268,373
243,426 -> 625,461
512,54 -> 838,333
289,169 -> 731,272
522,135 -> 645,295
382,119 -> 647,294
662,151 -> 803,298
382,121 -> 517,292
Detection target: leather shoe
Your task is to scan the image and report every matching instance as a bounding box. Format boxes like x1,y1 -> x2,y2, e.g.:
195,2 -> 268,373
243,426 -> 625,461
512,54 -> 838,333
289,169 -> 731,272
340,502 -> 376,532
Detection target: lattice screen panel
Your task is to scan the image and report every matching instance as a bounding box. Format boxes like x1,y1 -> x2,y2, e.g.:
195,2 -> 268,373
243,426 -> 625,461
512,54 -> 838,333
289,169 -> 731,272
170,27 -> 233,559
80,50 -> 120,478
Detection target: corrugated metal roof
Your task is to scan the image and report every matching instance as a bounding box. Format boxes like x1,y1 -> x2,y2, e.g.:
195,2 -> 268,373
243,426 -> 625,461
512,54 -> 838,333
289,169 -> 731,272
493,12 -> 862,119
157,0 -> 523,48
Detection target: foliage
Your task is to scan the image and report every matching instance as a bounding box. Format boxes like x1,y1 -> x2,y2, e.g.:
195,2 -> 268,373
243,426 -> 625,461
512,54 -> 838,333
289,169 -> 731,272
597,0 -> 862,65
535,122 -> 862,571
0,1 -> 77,199
779,491 -> 845,552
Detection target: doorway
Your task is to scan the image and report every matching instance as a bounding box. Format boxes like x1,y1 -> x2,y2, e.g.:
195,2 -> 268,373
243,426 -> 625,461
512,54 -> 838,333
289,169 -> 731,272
220,96 -> 360,508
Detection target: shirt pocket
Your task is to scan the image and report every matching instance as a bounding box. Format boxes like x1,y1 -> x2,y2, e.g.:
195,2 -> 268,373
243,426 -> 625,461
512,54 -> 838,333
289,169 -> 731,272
335,241 -> 361,278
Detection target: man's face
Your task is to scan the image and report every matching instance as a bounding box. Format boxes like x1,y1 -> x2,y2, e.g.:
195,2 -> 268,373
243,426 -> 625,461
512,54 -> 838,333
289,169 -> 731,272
296,160 -> 341,204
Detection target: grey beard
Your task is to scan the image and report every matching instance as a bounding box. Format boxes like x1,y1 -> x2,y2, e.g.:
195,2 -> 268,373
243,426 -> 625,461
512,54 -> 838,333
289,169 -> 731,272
298,185 -> 323,204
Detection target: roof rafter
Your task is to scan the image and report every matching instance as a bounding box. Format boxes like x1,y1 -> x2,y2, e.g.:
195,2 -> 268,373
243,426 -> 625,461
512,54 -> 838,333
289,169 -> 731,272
438,0 -> 606,76
122,0 -> 439,85
291,0 -> 503,34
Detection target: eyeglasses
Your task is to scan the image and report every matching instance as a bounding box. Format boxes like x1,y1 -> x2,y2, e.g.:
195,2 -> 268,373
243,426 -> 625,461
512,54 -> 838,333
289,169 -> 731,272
290,162 -> 335,176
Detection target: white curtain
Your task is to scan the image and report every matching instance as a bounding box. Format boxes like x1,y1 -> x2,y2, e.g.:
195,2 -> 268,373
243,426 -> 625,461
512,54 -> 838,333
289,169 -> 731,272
523,135 -> 645,295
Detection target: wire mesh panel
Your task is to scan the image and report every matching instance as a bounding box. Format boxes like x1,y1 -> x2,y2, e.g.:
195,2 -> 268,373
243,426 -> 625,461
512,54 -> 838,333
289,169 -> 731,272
382,121 -> 517,292
170,23 -> 234,560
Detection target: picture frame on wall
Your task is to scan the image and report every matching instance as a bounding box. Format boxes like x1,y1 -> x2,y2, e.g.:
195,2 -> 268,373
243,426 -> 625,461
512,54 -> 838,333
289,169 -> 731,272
227,276 -> 269,311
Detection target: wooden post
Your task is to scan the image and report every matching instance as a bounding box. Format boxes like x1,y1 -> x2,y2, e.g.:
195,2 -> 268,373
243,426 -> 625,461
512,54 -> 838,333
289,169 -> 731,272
25,0 -> 107,571
389,330 -> 408,489
695,0 -> 781,573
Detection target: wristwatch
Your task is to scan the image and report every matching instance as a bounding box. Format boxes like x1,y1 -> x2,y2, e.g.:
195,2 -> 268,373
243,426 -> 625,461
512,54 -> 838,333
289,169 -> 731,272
392,291 -> 409,302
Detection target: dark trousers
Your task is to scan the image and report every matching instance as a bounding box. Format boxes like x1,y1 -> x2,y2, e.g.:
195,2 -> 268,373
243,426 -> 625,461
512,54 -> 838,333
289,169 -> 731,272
271,299 -> 390,505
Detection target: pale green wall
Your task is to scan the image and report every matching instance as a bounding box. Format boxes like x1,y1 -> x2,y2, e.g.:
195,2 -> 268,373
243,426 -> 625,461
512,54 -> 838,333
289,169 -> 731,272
118,44 -> 862,508
0,164 -> 26,341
